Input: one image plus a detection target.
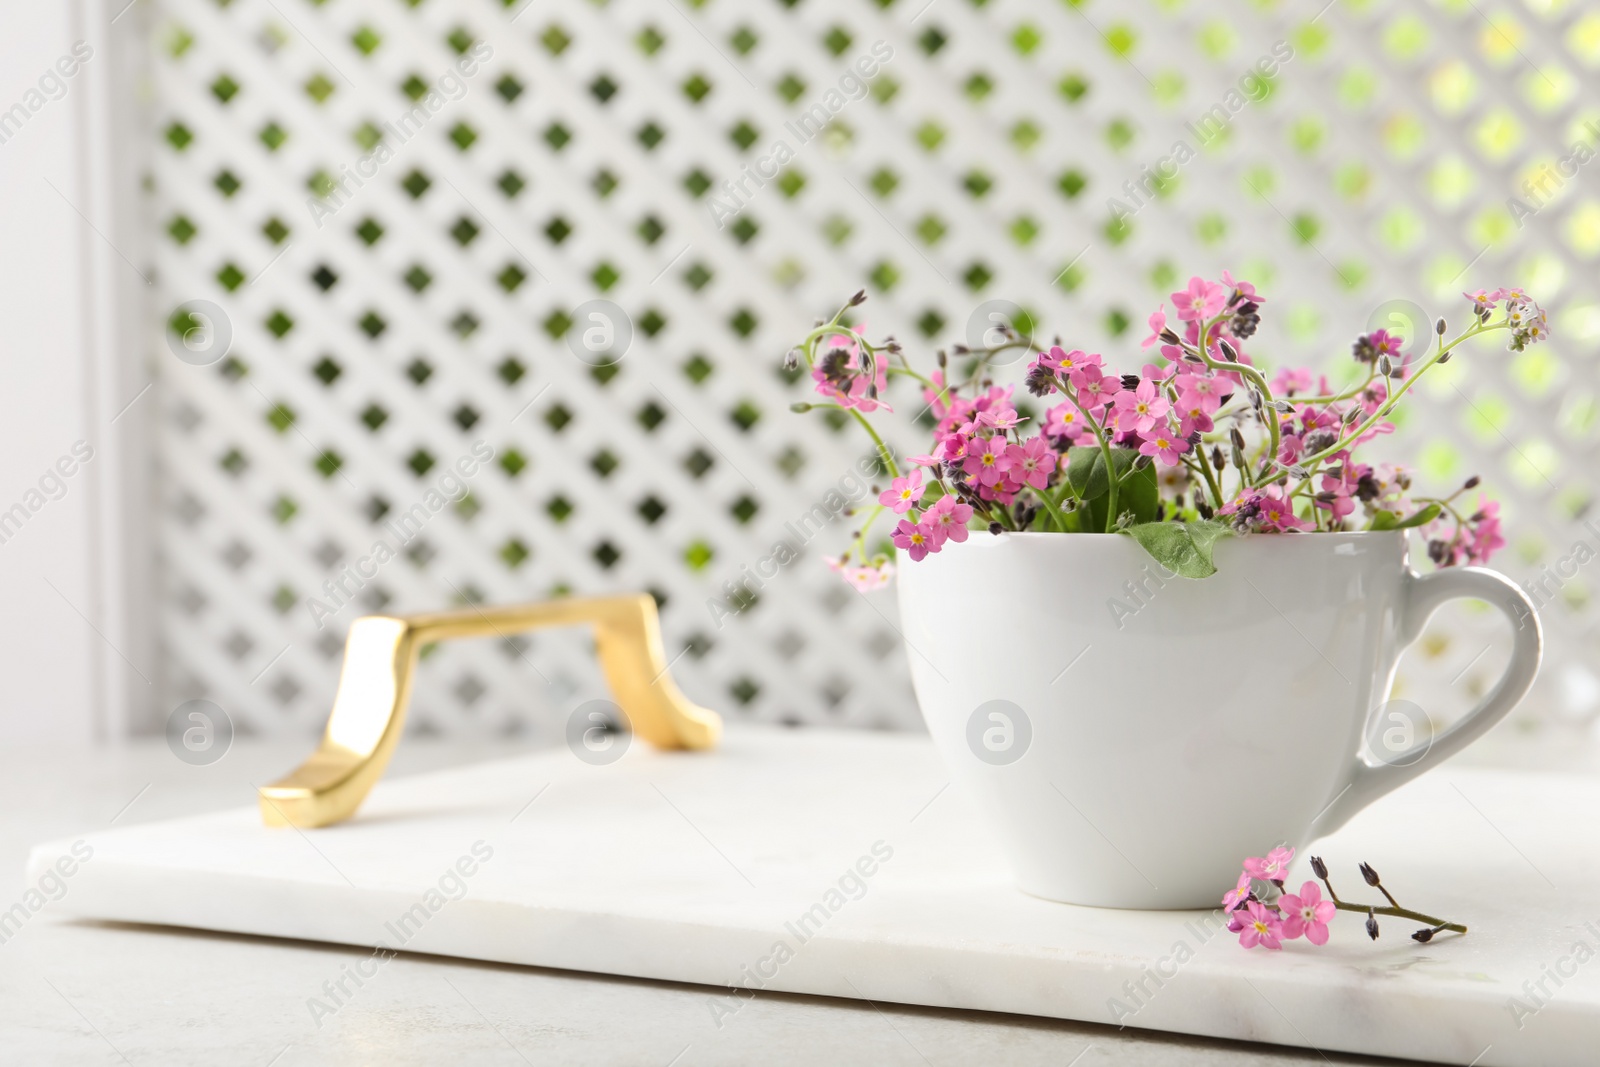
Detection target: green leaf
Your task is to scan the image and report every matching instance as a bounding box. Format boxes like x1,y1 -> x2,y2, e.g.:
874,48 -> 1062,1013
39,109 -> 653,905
1120,520 -> 1231,579
1187,517 -> 1230,558
1066,447 -> 1157,530
1065,446 -> 1112,500
1368,502 -> 1440,531
1396,503 -> 1442,528
1117,460 -> 1160,525
1064,446 -> 1141,500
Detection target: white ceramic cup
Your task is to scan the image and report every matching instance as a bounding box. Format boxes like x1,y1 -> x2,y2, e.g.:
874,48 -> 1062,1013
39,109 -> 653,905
897,530 -> 1541,908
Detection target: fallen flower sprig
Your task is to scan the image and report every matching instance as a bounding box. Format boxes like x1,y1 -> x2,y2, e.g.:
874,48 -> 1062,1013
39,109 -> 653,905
1225,847 -> 1466,950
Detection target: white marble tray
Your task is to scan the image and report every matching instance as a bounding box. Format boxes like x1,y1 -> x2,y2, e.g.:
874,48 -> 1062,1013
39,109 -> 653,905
27,728 -> 1597,1065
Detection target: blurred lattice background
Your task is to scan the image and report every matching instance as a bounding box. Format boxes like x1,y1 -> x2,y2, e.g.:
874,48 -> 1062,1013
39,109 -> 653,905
144,0 -> 1600,740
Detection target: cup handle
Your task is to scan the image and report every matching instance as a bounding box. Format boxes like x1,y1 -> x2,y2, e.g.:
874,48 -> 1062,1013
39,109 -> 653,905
1308,566 -> 1542,838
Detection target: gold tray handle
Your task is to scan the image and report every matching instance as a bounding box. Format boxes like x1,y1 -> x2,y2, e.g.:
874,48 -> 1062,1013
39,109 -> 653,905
258,594 -> 720,828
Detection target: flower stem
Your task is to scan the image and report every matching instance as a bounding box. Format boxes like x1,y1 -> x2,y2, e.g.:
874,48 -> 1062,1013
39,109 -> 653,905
849,408 -> 899,480
1327,900 -> 1466,935
1192,440 -> 1225,510
1262,319 -> 1508,484
1053,374 -> 1119,532
1290,368 -> 1378,406
885,364 -> 940,391
848,503 -> 887,560
1034,483 -> 1071,532
1184,318 -> 1281,479
797,303 -> 855,362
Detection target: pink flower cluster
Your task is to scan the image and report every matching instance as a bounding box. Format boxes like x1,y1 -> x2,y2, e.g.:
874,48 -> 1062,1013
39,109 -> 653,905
1224,847 -> 1337,950
811,327 -> 891,414
1035,350 -> 1210,470
1426,494 -> 1504,566
825,554 -> 894,592
1466,287 -> 1549,350
1034,275 -> 1266,467
881,466 -> 975,561
790,275 -> 1543,587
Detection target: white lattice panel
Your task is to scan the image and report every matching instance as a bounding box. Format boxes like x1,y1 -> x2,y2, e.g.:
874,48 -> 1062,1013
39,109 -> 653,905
145,0 -> 1600,739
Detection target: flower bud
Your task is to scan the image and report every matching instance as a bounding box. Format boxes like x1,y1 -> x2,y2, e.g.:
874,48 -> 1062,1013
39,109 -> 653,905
1310,855 -> 1327,879
1463,475 -> 1480,490
783,348 -> 801,370
1437,350 -> 1452,363
1378,355 -> 1392,377
1025,364 -> 1056,397
790,402 -> 814,413
988,522 -> 1003,535
1435,318 -> 1446,336
849,289 -> 867,306
1412,928 -> 1434,943
1218,339 -> 1238,362
1366,909 -> 1380,940
1359,862 -> 1381,886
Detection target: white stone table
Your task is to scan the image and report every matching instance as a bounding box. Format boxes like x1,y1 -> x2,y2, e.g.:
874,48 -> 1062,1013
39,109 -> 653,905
10,727 -> 1599,1065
